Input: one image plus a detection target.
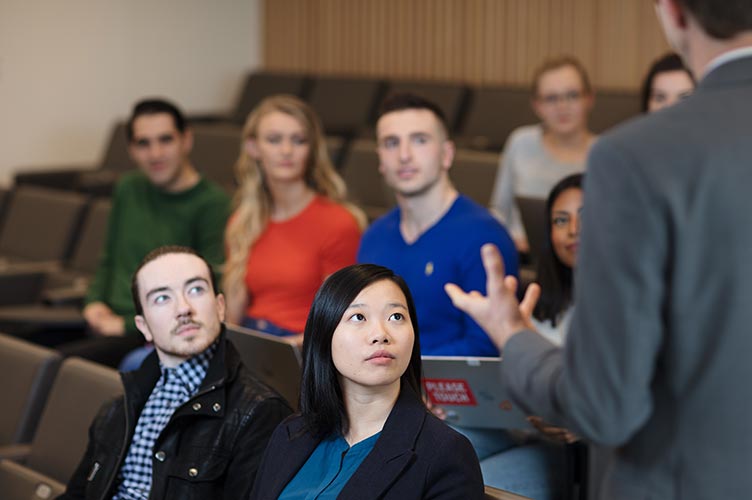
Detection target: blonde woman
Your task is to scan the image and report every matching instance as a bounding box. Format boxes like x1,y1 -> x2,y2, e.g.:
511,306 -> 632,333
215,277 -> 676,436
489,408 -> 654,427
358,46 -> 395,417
224,95 -> 365,339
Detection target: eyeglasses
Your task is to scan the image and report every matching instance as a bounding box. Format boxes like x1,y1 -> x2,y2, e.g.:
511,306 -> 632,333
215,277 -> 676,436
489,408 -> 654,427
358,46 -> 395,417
537,90 -> 584,106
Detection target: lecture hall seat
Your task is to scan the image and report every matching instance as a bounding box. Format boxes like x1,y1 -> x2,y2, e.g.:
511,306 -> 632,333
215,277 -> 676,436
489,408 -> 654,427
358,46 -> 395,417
338,139 -> 394,221
14,122 -> 133,196
0,357 -> 123,486
0,334 -> 61,448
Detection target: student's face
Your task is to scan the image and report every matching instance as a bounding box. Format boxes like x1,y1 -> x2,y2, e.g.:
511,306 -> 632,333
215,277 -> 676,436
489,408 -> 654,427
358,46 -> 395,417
648,70 -> 694,112
533,65 -> 593,137
129,113 -> 193,192
550,187 -> 583,269
134,253 -> 225,368
246,111 -> 311,186
331,280 -> 414,395
376,109 -> 455,198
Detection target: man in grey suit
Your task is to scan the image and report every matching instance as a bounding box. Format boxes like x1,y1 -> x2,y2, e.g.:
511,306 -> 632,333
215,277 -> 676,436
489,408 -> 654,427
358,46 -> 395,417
446,1 -> 752,498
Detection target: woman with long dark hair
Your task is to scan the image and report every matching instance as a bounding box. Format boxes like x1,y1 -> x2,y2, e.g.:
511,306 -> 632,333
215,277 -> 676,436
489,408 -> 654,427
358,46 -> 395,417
640,52 -> 695,113
250,264 -> 483,500
531,173 -> 583,345
477,175 -> 583,499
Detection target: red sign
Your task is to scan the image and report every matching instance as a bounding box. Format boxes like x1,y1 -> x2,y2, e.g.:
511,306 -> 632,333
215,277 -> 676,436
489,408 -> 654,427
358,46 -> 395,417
423,378 -> 477,406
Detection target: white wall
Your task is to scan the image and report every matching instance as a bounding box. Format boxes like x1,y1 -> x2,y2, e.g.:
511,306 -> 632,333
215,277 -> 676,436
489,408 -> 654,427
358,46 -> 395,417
0,0 -> 261,185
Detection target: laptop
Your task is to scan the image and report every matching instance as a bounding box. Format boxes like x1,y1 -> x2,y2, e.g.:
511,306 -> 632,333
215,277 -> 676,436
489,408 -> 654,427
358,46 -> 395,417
225,325 -> 303,409
515,195 -> 547,265
421,356 -> 531,429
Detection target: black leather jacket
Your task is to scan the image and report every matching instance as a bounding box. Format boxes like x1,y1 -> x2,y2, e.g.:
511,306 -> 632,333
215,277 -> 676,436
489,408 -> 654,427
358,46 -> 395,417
58,332 -> 292,500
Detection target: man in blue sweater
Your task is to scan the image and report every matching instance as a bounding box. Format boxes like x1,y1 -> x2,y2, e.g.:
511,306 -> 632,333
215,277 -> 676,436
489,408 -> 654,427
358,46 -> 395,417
358,93 -> 517,356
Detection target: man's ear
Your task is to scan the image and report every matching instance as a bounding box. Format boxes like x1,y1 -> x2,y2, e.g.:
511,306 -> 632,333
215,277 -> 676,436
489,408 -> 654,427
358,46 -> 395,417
657,0 -> 687,31
375,142 -> 387,176
667,0 -> 687,28
441,139 -> 456,171
181,128 -> 194,155
216,293 -> 226,323
135,315 -> 153,343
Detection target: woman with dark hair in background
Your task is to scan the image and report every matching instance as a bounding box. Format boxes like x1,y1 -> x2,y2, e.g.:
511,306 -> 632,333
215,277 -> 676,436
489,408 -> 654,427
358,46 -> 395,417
640,52 -> 695,113
250,264 -> 483,500
477,176 -> 583,500
531,173 -> 583,345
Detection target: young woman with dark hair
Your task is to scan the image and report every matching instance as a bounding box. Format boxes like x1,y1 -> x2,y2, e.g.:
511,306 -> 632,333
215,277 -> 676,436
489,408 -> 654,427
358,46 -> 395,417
250,264 -> 483,500
477,176 -> 583,499
531,173 -> 583,345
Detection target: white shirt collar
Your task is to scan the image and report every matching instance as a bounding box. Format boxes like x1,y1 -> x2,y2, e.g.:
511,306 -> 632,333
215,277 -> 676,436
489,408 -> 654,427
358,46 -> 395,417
704,46 -> 752,78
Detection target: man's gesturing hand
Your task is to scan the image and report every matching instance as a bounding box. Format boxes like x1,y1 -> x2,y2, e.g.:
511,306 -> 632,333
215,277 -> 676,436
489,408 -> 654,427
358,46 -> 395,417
444,244 -> 540,350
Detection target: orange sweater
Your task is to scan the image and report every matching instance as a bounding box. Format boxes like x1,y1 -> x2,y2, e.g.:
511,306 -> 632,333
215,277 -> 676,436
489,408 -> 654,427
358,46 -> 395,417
244,196 -> 361,333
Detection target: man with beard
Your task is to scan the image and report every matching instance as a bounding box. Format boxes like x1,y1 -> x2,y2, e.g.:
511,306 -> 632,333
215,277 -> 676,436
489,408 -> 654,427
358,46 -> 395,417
58,246 -> 291,500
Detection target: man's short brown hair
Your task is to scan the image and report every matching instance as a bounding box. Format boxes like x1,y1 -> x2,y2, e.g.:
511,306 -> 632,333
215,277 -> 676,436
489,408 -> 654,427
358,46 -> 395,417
677,0 -> 752,40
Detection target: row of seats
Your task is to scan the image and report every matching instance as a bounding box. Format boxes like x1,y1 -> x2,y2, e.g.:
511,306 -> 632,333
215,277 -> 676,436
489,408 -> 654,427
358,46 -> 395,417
15,70 -> 639,206
14,122 -> 240,196
341,138 -> 501,220
0,330 -> 527,500
0,187 -> 110,332
14,122 -> 500,222
0,333 -> 122,499
200,70 -> 640,150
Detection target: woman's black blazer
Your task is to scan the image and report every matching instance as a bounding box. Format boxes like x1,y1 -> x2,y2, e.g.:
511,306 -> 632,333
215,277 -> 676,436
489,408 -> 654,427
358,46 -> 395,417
249,388 -> 484,499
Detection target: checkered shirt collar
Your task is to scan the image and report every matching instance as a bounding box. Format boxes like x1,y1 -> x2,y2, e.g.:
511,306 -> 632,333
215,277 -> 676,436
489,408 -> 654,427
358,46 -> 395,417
111,340 -> 220,500
158,340 -> 218,394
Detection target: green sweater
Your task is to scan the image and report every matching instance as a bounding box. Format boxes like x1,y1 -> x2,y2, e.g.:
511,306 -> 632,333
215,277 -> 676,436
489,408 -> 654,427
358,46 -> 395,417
85,171 -> 231,334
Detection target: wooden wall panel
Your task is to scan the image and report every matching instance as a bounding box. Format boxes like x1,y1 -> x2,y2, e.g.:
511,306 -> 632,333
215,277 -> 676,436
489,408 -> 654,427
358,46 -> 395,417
263,0 -> 670,90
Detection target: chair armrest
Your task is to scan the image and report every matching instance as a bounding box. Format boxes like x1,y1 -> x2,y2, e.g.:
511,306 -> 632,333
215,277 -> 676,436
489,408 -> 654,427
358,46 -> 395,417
0,269 -> 51,306
14,167 -> 95,191
42,288 -> 86,306
0,444 -> 32,462
0,458 -> 66,499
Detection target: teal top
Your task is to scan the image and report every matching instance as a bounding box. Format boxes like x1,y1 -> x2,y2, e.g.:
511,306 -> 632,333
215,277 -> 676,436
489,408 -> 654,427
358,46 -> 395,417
85,171 -> 231,334
279,432 -> 381,500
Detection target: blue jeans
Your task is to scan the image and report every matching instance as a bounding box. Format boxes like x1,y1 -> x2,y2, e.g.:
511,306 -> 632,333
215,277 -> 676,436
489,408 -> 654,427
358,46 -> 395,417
453,426 -> 568,500
118,344 -> 154,372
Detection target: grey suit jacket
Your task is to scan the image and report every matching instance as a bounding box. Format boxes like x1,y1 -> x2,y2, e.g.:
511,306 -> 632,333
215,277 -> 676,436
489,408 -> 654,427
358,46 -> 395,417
502,54 -> 752,499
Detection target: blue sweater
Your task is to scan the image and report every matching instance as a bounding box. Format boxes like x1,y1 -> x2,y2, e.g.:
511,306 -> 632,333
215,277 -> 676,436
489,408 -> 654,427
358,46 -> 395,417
358,195 -> 518,356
